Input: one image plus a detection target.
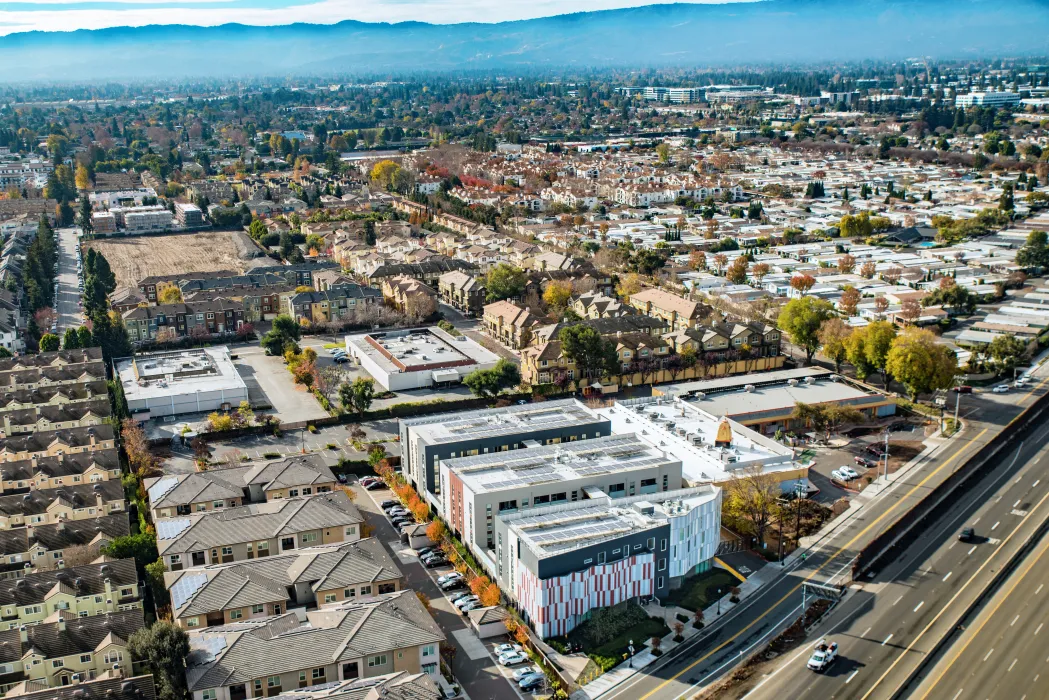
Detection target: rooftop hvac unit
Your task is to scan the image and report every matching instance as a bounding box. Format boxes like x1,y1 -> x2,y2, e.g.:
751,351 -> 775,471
745,384 -> 756,392
787,378 -> 799,386
805,376 -> 817,384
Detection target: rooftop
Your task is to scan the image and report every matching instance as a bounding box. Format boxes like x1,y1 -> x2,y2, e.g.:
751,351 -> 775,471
594,397 -> 794,484
444,433 -> 676,494
504,485 -> 720,558
116,347 -> 246,401
403,398 -> 605,444
346,327 -> 498,374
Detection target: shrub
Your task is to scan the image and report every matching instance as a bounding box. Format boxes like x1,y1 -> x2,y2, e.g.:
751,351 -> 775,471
262,452 -> 281,459
307,424 -> 318,433
675,613 -> 689,624
326,443 -> 338,450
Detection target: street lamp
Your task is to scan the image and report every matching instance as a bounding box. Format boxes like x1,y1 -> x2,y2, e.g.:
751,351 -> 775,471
793,477 -> 805,549
628,640 -> 635,668
717,589 -> 722,616
301,426 -> 306,454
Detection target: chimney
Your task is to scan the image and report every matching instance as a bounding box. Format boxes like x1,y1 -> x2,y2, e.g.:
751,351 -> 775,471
57,616 -> 65,632
18,626 -> 26,643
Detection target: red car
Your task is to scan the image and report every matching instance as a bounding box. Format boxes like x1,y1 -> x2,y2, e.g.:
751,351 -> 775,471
854,457 -> 875,468
953,385 -> 973,394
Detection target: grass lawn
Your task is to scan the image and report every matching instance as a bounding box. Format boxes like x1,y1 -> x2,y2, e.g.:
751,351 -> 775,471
664,568 -> 739,612
588,617 -> 670,658
322,343 -> 341,349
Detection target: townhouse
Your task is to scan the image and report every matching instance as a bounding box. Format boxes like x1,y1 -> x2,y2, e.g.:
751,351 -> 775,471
0,610 -> 144,691
662,320 -> 782,359
437,271 -> 486,317
0,515 -> 130,580
0,425 -> 116,463
0,450 -> 121,494
157,492 -> 364,571
0,480 -> 125,529
138,271 -> 239,303
246,262 -> 341,289
122,301 -> 247,344
571,292 -> 628,319
145,454 -> 337,520
481,301 -> 541,350
166,539 -> 401,629
379,276 -> 437,315
627,287 -> 711,331
282,285 -> 383,325
365,258 -> 478,290
0,382 -> 110,415
260,672 -> 438,700
6,672 -> 156,700
185,591 -> 444,700
0,350 -> 106,393
0,400 -> 111,439
0,559 -> 140,630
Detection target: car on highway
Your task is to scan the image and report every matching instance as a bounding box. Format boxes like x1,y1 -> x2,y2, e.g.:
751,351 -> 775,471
498,651 -> 528,667
959,527 -> 975,542
807,640 -> 838,672
993,384 -> 1010,393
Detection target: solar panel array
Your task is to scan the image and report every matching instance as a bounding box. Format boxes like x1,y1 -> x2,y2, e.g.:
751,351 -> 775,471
156,518 -> 192,540
170,573 -> 208,610
147,475 -> 179,503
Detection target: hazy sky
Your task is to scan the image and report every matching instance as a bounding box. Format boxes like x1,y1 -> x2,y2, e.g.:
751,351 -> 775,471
0,0 -> 747,35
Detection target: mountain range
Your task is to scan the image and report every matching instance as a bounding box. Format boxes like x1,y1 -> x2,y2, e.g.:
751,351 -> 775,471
2,0 -> 1049,81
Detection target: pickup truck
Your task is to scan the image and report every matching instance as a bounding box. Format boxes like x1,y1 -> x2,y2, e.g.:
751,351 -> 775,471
807,640 -> 838,672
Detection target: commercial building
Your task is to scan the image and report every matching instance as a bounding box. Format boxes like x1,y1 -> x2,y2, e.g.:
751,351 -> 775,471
495,485 -> 721,638
399,399 -> 610,502
91,212 -> 117,234
115,347 -> 249,419
112,205 -> 173,233
439,434 -> 682,560
955,91 -> 1022,108
654,367 -> 896,435
175,202 -> 205,227
345,327 -> 500,392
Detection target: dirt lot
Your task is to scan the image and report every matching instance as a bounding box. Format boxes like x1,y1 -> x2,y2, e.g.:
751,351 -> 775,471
84,231 -> 252,287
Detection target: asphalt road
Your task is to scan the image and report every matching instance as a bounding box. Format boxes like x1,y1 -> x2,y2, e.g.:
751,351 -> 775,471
903,501 -> 1049,700
599,376 -> 1049,700
739,406 -> 1049,700
54,226 -> 84,333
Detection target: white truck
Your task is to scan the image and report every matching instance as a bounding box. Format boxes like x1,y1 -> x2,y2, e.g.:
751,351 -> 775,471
807,640 -> 838,672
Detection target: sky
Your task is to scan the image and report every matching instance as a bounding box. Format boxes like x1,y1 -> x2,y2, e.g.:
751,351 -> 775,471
0,0 -> 746,36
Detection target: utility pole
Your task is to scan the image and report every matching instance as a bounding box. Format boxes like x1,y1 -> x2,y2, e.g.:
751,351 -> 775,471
883,429 -> 890,481
952,389 -> 961,437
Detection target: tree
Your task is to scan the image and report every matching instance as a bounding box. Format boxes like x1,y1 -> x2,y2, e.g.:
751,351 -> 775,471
839,286 -> 861,316
38,333 -> 60,352
157,282 -> 183,304
543,280 -> 574,313
722,466 -> 781,548
987,334 -> 1027,375
900,298 -> 922,324
1016,230 -> 1049,269
128,622 -> 190,700
426,520 -> 446,543
101,532 -> 160,571
886,328 -> 958,400
339,377 -> 376,416
688,250 -> 707,271
463,359 -> 521,397
864,320 -> 897,387
261,314 -> 301,355
655,142 -> 671,165
817,318 -> 851,373
615,273 -> 643,301
484,264 -> 526,302
725,257 -> 749,285
751,262 -> 770,283
77,195 -> 93,234
77,326 -> 93,348
62,327 -> 81,349
790,274 -> 816,295
712,253 -> 728,274
75,163 -> 92,191
922,281 -> 977,316
822,404 -> 865,440
559,325 -> 619,382
837,254 -> 856,275
777,297 -> 835,364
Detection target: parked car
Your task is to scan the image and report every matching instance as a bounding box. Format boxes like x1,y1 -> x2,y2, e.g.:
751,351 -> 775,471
365,481 -> 385,491
519,675 -> 545,692
424,557 -> 448,569
993,384 -> 1010,393
953,385 -> 973,394
831,469 -> 852,482
839,466 -> 859,479
333,355 -> 349,364
380,500 -> 399,509
452,595 -> 479,609
440,579 -> 465,592
459,600 -> 482,614
512,666 -> 543,682
498,651 -> 528,667
417,546 -> 438,557
448,592 -> 473,604
359,477 -> 378,486
437,573 -> 462,584
387,508 -> 409,518
336,474 -> 348,484
853,457 -> 875,468
494,644 -> 522,656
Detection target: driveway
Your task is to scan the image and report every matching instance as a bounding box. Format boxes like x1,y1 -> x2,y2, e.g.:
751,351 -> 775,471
54,227 -> 85,333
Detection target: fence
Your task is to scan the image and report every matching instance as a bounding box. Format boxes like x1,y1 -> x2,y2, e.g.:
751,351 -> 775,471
853,385 -> 1049,578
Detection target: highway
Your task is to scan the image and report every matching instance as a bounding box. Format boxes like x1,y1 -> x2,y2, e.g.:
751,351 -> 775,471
903,501 -> 1049,700
599,373 -> 1049,700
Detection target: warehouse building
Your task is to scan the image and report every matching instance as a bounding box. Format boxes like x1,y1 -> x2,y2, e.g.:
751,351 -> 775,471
115,347 -> 249,419
399,399 -> 611,503
345,327 -> 500,392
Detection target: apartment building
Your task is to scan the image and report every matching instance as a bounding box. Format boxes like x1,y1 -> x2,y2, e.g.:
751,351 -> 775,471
260,672 -> 438,700
0,449 -> 120,494
122,301 -> 247,343
0,382 -> 110,415
185,591 -> 445,700
0,515 -> 130,580
283,285 -> 382,325
439,434 -> 682,562
112,206 -> 173,233
627,288 -> 710,331
145,454 -> 337,520
437,271 -> 485,317
0,559 -> 140,630
481,301 -> 541,350
0,425 -> 116,463
6,672 -> 156,700
0,350 -> 106,393
157,492 -> 364,572
0,610 -> 143,691
495,486 -> 721,637
0,400 -> 111,439
399,400 -> 611,503
0,479 -> 124,529
175,202 -> 205,227
137,271 -> 239,303
166,539 -> 401,629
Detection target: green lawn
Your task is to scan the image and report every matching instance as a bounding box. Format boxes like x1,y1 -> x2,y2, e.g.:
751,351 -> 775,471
588,616 -> 670,658
663,568 -> 739,612
322,343 -> 341,349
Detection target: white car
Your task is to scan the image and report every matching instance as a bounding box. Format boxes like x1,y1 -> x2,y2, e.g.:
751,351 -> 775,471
993,384 -> 1010,393
840,466 -> 859,479
512,665 -> 542,682
498,651 -> 528,667
831,468 -> 852,482
437,573 -> 462,584
494,644 -> 522,656
452,595 -> 479,610
1017,376 -> 1031,386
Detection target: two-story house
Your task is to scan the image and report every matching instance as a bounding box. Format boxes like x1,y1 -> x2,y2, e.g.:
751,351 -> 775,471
0,559 -> 141,630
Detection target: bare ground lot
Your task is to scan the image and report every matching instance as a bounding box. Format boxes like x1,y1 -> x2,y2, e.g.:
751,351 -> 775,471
84,231 -> 253,287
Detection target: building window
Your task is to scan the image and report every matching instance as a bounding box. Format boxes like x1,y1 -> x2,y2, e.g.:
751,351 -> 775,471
368,655 -> 387,668
344,588 -> 356,599
360,585 -> 372,596
345,526 -> 356,537
267,677 -> 280,688
378,583 -> 396,594
324,594 -> 336,604
598,552 -> 606,564
661,539 -> 668,552
202,691 -> 216,700
80,655 -> 91,663
252,605 -> 265,615
230,610 -> 243,620
658,559 -> 666,571
186,617 -> 200,627
222,547 -> 233,556
658,576 -> 665,588
312,669 -> 325,680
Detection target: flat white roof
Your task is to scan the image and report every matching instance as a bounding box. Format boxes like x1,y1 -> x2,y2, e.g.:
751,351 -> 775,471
116,346 -> 247,401
345,326 -> 498,375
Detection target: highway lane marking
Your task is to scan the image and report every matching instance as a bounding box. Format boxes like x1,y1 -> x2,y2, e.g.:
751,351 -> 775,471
951,690 -> 963,700
1037,583 -> 1044,594
984,649 -> 994,662
914,601 -> 924,612
1015,499 -> 1022,507
846,671 -> 858,684
992,521 -> 1000,530
894,595 -> 903,606
1012,615 -> 1020,626
943,571 -> 953,582
948,542 -> 957,550
863,627 -> 871,636
632,427 -> 991,700
1036,623 -> 1043,636
1035,480 -> 1041,488
973,517 -> 981,525
882,634 -> 894,646
968,546 -> 977,555
904,490 -> 1049,700
1010,658 -> 1018,671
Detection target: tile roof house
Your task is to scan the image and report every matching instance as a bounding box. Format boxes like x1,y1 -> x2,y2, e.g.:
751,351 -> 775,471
0,558 -> 140,629
5,672 -> 156,700
157,492 -> 364,571
264,671 -> 438,700
481,301 -> 542,350
0,515 -> 129,580
0,479 -> 125,529
627,287 -> 711,331
185,590 -> 445,699
0,425 -> 115,463
166,539 -> 402,629
437,271 -> 485,317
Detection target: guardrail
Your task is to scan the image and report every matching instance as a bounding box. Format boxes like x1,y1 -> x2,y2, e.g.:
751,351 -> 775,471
853,386 -> 1049,578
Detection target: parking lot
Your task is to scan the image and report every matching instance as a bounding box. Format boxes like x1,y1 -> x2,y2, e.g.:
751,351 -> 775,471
233,345 -> 330,423
354,479 -> 548,699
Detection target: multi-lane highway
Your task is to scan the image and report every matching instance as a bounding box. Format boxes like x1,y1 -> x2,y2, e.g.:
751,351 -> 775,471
600,372 -> 1049,700
739,405 -> 1049,700
904,503 -> 1049,700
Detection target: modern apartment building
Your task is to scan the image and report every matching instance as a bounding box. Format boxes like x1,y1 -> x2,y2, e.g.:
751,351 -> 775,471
399,400 -> 611,504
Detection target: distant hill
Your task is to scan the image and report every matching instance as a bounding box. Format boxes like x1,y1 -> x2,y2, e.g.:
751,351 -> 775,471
2,0 -> 1049,81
